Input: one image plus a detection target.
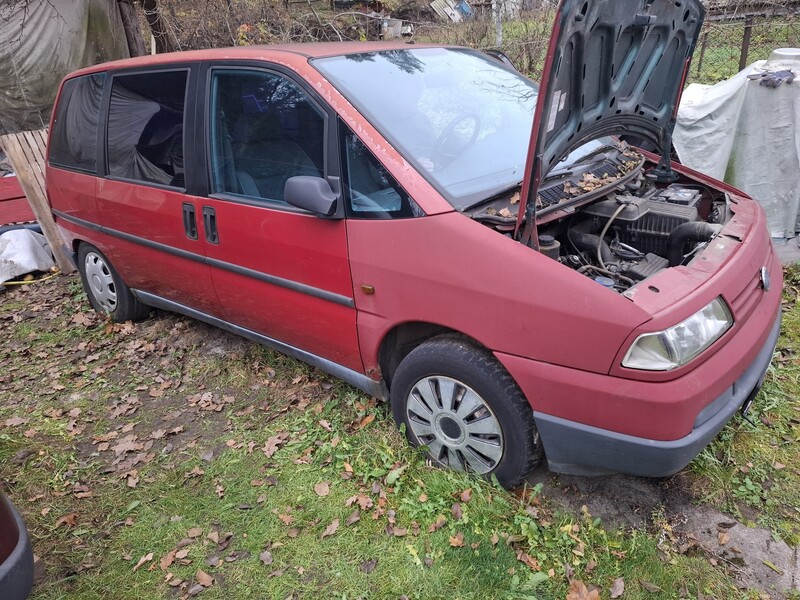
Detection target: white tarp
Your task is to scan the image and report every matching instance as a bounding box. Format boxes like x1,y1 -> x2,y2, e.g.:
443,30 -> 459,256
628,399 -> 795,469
0,229 -> 55,284
674,49 -> 800,238
0,0 -> 129,134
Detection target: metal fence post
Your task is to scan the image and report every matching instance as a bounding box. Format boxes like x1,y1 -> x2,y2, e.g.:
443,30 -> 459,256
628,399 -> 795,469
740,15 -> 754,72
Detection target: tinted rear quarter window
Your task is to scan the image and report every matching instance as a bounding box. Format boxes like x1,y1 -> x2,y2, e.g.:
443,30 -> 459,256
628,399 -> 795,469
107,70 -> 188,187
49,73 -> 105,172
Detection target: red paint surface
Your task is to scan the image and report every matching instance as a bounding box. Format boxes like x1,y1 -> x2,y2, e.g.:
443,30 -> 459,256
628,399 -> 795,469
0,176 -> 34,225
202,198 -> 362,371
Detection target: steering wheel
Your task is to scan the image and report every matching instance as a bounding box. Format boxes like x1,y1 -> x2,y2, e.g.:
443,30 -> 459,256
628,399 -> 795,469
430,111 -> 481,169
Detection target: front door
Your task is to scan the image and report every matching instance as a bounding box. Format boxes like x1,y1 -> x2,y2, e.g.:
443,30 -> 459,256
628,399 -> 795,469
199,66 -> 362,372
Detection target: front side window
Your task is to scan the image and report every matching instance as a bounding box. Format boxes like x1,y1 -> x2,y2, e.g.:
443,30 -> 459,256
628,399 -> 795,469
49,73 -> 105,172
107,70 -> 187,187
341,124 -> 421,219
209,69 -> 325,203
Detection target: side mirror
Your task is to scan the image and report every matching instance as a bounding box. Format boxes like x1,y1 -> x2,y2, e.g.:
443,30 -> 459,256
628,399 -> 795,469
284,176 -> 337,217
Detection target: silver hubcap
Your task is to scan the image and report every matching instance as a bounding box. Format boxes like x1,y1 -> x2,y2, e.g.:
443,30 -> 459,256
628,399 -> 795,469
84,252 -> 117,312
405,376 -> 503,474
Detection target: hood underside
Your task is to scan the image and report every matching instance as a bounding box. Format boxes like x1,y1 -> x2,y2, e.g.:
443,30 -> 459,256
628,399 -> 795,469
518,0 -> 705,232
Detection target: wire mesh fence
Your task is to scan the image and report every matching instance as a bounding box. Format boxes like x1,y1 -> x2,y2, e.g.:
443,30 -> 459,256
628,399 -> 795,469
690,11 -> 800,84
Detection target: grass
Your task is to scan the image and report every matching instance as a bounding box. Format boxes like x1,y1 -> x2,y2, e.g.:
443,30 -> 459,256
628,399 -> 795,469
1,271 -> 798,599
689,264 -> 800,547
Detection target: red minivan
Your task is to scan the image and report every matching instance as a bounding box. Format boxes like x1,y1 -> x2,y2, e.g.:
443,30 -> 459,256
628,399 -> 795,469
46,0 -> 782,488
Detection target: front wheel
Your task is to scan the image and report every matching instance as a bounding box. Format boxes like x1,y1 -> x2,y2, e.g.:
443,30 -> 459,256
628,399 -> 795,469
77,243 -> 149,322
390,335 -> 542,489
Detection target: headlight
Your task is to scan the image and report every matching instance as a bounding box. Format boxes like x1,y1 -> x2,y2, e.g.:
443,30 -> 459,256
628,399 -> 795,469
622,297 -> 733,371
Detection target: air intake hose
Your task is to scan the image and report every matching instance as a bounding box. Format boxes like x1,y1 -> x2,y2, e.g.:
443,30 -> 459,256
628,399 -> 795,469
569,220 -> 614,265
667,222 -> 723,266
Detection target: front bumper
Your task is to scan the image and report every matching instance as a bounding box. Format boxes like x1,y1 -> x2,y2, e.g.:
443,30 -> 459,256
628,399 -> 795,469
532,313 -> 781,476
0,494 -> 34,600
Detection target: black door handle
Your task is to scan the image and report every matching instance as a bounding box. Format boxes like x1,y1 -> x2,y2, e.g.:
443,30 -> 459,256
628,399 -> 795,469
182,202 -> 197,240
202,206 -> 219,244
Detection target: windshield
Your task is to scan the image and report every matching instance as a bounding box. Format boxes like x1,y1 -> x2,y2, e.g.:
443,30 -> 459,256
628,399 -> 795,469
313,48 -> 537,209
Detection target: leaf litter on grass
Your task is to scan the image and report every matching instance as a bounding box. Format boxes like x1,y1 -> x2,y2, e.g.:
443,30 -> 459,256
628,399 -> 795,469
0,272 -> 774,599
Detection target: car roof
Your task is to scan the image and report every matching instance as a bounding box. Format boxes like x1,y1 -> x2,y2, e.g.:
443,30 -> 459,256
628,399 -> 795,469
67,42 -> 444,78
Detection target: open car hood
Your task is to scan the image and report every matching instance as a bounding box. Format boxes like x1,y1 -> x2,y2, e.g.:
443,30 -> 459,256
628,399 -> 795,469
517,0 -> 705,238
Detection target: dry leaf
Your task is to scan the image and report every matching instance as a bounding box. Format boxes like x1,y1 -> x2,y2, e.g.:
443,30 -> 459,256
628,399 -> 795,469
133,552 -> 154,571
451,503 -> 463,520
356,414 -> 375,430
515,550 -> 539,571
459,488 -> 472,503
428,514 -> 447,533
321,519 -> 339,539
187,527 -> 203,539
346,510 -> 361,526
718,531 -> 730,546
610,577 -> 625,599
449,532 -> 465,548
566,580 -> 601,600
314,481 -> 330,497
160,550 -> 176,570
259,550 -> 273,565
195,569 -> 214,587
360,558 -> 377,573
639,580 -> 662,593
55,512 -> 79,528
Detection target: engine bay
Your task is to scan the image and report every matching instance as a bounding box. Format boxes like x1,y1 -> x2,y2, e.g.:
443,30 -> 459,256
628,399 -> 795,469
468,143 -> 732,293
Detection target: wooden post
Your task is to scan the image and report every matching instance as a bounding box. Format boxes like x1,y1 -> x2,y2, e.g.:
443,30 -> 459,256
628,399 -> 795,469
0,130 -> 76,273
739,15 -> 754,73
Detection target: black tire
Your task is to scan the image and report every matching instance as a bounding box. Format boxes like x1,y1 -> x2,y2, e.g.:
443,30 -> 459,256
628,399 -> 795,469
76,243 -> 149,322
391,334 -> 542,489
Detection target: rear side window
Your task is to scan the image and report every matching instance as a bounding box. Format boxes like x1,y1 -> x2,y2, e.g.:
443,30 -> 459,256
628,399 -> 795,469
49,73 -> 105,172
107,70 -> 188,187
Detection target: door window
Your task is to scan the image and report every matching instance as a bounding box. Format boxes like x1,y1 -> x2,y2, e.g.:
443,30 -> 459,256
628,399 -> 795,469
341,125 -> 422,219
107,70 -> 188,187
208,69 -> 325,203
49,73 -> 105,173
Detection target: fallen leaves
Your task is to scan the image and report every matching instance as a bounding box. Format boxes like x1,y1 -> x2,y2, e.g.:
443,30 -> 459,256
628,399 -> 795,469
321,519 -> 339,539
262,432 -> 289,458
314,481 -> 330,497
195,569 -> 214,587
566,580 -> 601,600
428,514 -> 447,533
132,552 -> 154,571
54,512 -> 79,528
449,532 -> 464,547
609,577 -> 625,599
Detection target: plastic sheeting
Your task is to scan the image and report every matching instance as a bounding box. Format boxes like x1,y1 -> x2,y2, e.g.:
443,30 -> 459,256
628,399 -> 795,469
674,49 -> 800,239
0,0 -> 129,135
0,229 -> 55,284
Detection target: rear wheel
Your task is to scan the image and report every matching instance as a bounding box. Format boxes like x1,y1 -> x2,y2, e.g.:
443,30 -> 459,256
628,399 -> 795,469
77,243 -> 149,322
390,335 -> 542,489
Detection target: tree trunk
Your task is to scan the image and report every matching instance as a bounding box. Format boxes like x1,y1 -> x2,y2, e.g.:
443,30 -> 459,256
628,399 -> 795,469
117,0 -> 147,57
138,0 -> 178,54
